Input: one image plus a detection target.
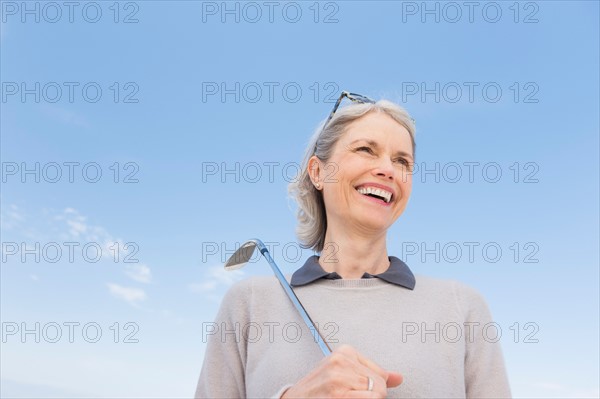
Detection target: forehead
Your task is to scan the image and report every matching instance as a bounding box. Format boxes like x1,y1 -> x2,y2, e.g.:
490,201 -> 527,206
338,112 -> 413,151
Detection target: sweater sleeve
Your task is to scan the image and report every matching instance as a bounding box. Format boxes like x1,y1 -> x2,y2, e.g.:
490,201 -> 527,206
194,278 -> 294,399
455,282 -> 512,399
195,279 -> 250,399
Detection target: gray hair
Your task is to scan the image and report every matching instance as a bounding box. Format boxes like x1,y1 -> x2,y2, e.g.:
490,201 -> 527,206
288,100 -> 416,253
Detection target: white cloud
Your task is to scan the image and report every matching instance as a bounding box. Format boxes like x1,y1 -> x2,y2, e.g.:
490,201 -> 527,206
54,208 -> 153,281
1,204 -> 40,241
4,205 -> 155,301
57,208 -> 90,239
67,219 -> 88,237
107,283 -> 147,306
0,204 -> 25,231
125,264 -> 152,284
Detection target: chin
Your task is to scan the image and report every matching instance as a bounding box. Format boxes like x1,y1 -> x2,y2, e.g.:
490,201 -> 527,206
355,217 -> 392,232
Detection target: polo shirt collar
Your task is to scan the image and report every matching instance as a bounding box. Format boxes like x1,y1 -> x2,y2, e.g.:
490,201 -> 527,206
290,255 -> 415,289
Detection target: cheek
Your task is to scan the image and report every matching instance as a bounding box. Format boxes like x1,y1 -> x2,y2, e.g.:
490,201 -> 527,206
321,183 -> 344,207
398,173 -> 413,197
324,180 -> 355,207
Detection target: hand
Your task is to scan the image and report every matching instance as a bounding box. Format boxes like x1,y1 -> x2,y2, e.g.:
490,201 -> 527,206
281,344 -> 403,398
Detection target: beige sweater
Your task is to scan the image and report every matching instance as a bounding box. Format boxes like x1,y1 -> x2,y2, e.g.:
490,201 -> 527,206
195,275 -> 511,398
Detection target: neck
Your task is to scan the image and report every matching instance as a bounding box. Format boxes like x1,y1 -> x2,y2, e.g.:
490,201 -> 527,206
319,224 -> 390,279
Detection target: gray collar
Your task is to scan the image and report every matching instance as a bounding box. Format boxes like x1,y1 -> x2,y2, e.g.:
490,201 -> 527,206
290,255 -> 416,289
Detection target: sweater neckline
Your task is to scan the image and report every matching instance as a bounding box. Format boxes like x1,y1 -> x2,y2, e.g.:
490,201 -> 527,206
308,277 -> 397,289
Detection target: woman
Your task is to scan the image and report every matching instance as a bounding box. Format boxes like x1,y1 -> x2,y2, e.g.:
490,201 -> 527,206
195,92 -> 511,398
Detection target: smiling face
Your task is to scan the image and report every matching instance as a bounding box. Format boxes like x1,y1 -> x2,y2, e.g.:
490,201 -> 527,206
309,111 -> 414,235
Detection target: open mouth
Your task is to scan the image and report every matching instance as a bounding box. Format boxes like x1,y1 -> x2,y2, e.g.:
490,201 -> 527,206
356,186 -> 393,204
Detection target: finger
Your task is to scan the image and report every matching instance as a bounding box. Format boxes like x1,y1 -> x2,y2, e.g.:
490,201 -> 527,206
347,365 -> 389,397
328,354 -> 378,392
353,351 -> 393,380
352,350 -> 403,388
333,346 -> 402,390
385,371 -> 403,387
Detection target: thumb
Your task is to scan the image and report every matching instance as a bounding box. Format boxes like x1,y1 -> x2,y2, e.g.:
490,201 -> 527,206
385,371 -> 403,388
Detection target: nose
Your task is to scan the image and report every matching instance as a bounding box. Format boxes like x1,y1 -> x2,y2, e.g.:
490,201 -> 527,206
372,157 -> 395,180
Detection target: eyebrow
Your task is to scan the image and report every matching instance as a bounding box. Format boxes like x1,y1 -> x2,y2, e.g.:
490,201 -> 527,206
349,139 -> 414,160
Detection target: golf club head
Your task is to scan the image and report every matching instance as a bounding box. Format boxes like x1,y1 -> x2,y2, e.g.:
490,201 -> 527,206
224,240 -> 258,270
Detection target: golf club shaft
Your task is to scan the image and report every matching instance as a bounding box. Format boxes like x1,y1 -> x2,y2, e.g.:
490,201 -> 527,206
256,241 -> 332,356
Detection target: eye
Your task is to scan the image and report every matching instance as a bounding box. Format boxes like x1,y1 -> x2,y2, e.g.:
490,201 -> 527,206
356,146 -> 374,154
394,158 -> 414,171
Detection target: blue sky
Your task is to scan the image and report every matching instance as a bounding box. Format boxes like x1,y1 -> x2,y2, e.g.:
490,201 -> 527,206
1,1 -> 598,397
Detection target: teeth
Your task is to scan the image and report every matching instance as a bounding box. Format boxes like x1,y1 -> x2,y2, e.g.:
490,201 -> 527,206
357,186 -> 392,203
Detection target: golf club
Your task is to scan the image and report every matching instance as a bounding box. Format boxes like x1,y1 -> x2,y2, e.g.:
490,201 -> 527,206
224,238 -> 332,356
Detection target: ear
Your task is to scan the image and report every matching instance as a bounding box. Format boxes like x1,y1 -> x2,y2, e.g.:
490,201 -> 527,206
307,155 -> 322,188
